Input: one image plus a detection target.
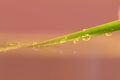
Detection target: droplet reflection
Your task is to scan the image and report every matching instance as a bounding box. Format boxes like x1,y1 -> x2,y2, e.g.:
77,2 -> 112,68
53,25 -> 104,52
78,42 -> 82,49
82,34 -> 91,41
105,32 -> 112,36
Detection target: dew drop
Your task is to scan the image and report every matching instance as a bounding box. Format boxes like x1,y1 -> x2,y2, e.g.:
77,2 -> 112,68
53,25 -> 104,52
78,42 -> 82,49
5,42 -> 26,48
73,38 -> 79,44
73,40 -> 77,44
5,43 -> 18,47
105,32 -> 112,36
32,42 -> 38,45
60,37 -> 67,44
82,34 -> 91,41
60,40 -> 66,44
6,43 -> 15,47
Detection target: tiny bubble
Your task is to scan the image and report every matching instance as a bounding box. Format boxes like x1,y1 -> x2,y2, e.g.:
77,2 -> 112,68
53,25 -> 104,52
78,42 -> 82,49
60,37 -> 67,44
73,38 -> 79,44
60,40 -> 66,44
105,32 -> 112,36
82,34 -> 91,41
32,42 -> 38,45
5,42 -> 18,47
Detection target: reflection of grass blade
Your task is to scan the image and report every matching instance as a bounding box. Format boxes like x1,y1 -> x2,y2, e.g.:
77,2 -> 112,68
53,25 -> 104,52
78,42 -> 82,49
0,46 -> 19,52
0,20 -> 120,52
31,20 -> 120,47
0,42 -> 31,52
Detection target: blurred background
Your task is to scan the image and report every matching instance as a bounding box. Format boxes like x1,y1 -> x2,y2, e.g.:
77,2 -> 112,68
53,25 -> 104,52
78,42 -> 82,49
0,0 -> 120,80
0,0 -> 119,33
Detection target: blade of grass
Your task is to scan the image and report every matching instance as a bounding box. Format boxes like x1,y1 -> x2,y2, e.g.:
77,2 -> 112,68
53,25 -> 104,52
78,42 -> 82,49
31,20 -> 120,47
0,20 -> 120,52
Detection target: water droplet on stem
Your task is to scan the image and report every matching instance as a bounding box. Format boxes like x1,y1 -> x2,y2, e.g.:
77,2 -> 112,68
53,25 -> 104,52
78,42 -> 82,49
60,40 -> 66,44
82,34 -> 91,41
105,32 -> 112,36
73,38 -> 79,44
60,37 -> 67,44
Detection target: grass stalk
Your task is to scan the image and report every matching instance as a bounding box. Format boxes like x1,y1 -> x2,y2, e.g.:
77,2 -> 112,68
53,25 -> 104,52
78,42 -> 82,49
31,20 -> 120,47
0,20 -> 120,52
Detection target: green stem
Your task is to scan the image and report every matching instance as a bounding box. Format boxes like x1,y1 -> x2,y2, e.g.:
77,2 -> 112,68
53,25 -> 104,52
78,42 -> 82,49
0,20 -> 120,52
31,20 -> 120,47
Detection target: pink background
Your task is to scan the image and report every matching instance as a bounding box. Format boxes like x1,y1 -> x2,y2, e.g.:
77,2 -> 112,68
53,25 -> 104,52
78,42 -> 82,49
0,0 -> 119,33
0,0 -> 120,80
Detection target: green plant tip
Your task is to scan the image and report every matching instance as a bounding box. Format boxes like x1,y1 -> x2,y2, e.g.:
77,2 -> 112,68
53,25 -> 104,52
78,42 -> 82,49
0,20 -> 120,52
31,20 -> 120,47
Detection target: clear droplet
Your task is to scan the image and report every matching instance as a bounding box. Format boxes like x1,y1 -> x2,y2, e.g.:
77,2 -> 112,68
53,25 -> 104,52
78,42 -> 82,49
73,40 -> 77,44
5,42 -> 27,48
60,37 -> 67,44
6,43 -> 15,46
32,42 -> 38,45
60,40 -> 66,44
5,43 -> 18,47
73,38 -> 79,44
105,32 -> 112,36
82,34 -> 91,41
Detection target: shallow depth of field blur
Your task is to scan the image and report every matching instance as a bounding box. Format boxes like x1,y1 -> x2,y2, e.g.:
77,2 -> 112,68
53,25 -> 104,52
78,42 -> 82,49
0,0 -> 120,80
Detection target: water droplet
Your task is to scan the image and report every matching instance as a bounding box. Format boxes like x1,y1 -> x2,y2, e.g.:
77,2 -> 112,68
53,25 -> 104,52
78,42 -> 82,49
73,38 -> 79,44
5,43 -> 18,47
6,43 -> 15,46
5,42 -> 26,48
60,40 -> 66,44
105,32 -> 112,36
32,42 -> 38,45
82,34 -> 91,41
60,37 -> 67,44
73,40 -> 77,44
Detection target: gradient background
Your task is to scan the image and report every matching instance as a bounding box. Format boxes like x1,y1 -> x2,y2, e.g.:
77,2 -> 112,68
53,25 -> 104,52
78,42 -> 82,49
0,0 -> 120,80
0,0 -> 119,33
